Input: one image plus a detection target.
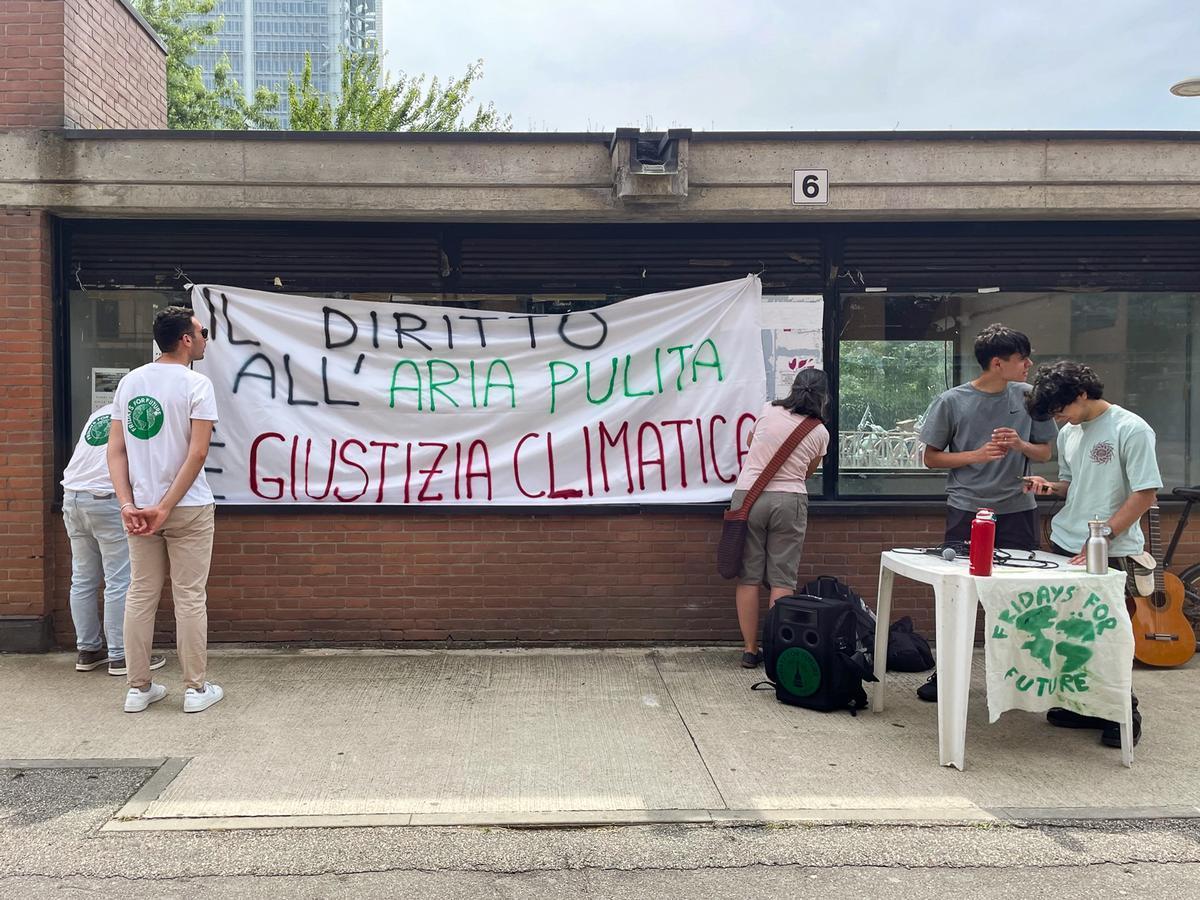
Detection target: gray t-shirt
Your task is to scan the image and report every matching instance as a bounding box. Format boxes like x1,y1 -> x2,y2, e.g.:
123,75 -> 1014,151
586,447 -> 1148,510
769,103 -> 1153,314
919,382 -> 1058,514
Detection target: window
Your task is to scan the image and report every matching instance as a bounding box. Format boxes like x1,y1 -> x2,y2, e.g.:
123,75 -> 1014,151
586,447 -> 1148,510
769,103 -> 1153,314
836,292 -> 1200,496
66,290 -> 186,441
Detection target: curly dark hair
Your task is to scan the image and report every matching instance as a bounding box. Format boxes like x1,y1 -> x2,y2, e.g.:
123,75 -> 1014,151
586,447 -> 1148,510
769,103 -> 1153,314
1025,360 -> 1104,421
974,323 -> 1031,370
153,306 -> 196,353
772,367 -> 828,423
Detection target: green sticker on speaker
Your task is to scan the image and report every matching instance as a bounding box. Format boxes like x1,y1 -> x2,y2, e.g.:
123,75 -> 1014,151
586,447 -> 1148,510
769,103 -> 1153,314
776,647 -> 821,697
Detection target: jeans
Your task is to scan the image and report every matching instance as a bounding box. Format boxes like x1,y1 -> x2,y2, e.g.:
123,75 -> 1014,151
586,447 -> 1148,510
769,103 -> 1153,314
62,491 -> 130,658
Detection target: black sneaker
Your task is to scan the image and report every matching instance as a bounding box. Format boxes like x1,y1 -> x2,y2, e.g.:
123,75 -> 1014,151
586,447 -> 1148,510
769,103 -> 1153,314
75,649 -> 109,671
916,673 -> 938,702
1046,707 -> 1109,730
1101,709 -> 1142,748
740,651 -> 762,669
108,655 -> 166,676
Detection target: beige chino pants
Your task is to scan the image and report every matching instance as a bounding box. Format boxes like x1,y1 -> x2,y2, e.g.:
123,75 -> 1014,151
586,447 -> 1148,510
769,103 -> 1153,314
123,504 -> 215,691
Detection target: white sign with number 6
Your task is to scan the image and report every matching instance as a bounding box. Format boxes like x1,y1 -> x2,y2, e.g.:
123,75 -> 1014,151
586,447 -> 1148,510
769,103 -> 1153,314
792,169 -> 828,205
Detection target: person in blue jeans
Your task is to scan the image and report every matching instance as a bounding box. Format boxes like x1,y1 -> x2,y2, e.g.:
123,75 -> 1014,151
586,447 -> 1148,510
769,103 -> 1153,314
61,404 -> 164,676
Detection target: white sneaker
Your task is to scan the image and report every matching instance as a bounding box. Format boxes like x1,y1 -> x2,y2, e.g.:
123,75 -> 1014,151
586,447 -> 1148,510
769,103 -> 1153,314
124,683 -> 167,713
183,682 -> 224,713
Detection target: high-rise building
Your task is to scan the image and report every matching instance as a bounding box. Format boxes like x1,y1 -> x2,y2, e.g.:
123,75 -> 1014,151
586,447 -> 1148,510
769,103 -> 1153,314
193,1 -> 381,128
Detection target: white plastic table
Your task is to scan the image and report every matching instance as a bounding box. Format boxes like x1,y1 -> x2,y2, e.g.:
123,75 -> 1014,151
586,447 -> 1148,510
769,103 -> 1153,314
871,548 -> 1135,770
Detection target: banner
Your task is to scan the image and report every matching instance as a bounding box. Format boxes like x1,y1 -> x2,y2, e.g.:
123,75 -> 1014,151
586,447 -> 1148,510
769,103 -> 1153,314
976,572 -> 1134,724
192,277 -> 767,505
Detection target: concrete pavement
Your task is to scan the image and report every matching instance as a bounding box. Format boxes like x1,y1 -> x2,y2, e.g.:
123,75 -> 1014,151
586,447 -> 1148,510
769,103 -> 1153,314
2,647 -> 1197,831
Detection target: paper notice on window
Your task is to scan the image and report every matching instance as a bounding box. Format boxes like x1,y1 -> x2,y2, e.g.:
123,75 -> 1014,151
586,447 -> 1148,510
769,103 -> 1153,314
761,295 -> 823,398
91,367 -> 128,411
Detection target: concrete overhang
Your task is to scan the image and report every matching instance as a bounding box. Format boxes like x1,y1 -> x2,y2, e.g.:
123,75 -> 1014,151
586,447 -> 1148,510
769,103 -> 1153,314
3,128 -> 1200,222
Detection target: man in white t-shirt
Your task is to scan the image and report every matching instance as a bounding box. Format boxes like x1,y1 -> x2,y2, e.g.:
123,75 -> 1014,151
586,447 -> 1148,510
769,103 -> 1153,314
108,307 -> 222,714
61,403 -> 165,676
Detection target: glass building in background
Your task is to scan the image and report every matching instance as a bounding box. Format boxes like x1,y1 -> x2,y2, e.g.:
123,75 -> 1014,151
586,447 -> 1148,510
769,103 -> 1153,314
192,1 -> 381,128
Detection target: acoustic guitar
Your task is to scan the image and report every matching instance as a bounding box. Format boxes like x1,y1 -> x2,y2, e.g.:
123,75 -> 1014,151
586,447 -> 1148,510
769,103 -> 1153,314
1132,506 -> 1197,667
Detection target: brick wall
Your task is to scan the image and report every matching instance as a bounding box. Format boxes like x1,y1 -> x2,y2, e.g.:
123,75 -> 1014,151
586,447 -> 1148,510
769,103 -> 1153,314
49,505 -> 1200,648
63,0 -> 166,129
0,0 -> 166,130
0,1 -> 67,127
0,209 -> 56,621
46,508 -> 950,646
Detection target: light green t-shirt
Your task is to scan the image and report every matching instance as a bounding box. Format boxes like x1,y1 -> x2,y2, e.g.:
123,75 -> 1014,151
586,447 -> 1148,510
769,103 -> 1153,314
1052,404 -> 1162,557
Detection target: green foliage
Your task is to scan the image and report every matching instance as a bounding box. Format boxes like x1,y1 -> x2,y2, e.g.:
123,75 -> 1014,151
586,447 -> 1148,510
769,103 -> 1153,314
839,340 -> 953,431
288,48 -> 511,132
134,0 -> 278,129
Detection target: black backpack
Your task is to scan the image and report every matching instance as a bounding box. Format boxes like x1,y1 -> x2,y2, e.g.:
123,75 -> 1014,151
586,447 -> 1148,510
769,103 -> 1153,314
799,575 -> 877,657
755,594 -> 877,715
799,575 -> 934,673
884,616 -> 935,672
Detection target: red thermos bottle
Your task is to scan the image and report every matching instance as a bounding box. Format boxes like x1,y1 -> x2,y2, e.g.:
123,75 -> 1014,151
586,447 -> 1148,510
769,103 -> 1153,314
969,509 -> 996,576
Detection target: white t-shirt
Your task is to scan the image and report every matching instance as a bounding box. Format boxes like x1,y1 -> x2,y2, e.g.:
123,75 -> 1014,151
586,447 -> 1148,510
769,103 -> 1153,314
61,404 -> 116,494
111,362 -> 219,508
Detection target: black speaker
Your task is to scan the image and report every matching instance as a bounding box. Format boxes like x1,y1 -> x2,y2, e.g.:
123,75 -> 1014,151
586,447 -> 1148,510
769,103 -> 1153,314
761,594 -> 868,712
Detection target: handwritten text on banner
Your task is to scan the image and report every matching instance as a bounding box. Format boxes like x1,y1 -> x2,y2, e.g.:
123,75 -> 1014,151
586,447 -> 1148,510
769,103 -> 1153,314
192,277 -> 767,505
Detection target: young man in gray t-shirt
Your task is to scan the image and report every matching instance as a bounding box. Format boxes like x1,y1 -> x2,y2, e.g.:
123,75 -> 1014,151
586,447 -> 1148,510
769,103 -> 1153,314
919,324 -> 1058,550
914,324 -> 1057,702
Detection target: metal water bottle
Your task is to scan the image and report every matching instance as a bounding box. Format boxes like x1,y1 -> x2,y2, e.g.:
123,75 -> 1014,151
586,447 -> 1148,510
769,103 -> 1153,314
969,508 -> 996,576
1085,519 -> 1110,574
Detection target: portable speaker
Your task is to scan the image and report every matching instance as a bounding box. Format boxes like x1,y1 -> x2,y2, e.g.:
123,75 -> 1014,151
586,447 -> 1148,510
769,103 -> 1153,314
761,594 -> 871,713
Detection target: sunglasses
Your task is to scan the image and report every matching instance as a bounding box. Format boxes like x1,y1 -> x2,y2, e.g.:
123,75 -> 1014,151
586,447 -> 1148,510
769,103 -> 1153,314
188,327 -> 209,340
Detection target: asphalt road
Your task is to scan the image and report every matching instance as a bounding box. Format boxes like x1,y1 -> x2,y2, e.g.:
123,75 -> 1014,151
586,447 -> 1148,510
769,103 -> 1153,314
3,767 -> 1199,898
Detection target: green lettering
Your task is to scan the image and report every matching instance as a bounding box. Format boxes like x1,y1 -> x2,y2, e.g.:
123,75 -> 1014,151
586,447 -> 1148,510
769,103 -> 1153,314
621,355 -> 653,399
691,338 -> 724,383
426,360 -> 461,412
484,360 -> 516,409
667,344 -> 692,391
388,360 -> 423,410
548,360 -> 579,413
585,358 -> 617,405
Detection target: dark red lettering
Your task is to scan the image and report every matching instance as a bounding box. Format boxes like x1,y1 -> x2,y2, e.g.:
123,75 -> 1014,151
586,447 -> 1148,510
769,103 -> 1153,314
249,432 -> 285,500
333,439 -> 370,502
416,442 -> 448,501
513,432 -> 546,498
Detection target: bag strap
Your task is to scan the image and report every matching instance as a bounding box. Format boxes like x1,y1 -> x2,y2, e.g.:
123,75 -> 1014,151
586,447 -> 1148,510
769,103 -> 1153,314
734,417 -> 821,515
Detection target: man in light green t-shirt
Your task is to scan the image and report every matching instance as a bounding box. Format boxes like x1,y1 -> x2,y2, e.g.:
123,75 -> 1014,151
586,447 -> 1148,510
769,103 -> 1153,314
1024,360 -> 1161,750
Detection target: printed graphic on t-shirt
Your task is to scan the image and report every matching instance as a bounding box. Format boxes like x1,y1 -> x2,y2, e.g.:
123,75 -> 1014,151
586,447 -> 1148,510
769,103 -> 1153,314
127,396 -> 165,440
83,415 -> 111,446
1089,441 -> 1115,465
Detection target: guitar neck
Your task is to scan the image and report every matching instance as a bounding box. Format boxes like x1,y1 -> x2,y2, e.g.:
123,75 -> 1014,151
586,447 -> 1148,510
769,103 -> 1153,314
1149,505 -> 1165,594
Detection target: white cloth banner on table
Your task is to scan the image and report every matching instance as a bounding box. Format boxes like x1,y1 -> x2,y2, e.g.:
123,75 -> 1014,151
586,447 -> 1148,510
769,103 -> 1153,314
191,277 -> 766,505
975,571 -> 1133,724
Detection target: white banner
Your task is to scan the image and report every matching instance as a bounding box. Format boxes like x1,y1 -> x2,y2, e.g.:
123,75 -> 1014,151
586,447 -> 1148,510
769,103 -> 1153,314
976,572 -> 1134,724
192,277 -> 767,505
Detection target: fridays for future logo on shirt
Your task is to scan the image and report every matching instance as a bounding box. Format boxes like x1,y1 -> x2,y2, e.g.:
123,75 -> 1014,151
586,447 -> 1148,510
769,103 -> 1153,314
127,396 -> 165,440
83,414 -> 111,446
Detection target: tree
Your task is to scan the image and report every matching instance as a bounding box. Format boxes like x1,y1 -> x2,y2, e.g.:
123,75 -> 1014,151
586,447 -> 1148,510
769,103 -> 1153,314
134,0 -> 278,129
288,48 -> 511,132
838,340 -> 952,432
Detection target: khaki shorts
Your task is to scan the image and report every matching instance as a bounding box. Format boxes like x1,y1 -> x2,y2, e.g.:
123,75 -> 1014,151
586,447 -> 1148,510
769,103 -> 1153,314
730,490 -> 809,589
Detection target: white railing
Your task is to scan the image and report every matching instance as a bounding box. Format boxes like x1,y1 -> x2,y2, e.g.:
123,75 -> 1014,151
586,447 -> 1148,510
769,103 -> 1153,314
839,429 -> 925,470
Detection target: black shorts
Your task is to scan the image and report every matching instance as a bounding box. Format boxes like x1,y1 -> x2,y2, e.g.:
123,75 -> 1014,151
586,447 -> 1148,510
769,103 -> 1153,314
945,506 -> 1039,552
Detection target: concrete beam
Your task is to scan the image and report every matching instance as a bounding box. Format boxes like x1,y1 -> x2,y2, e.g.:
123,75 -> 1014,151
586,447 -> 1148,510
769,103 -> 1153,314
3,130 -> 1200,222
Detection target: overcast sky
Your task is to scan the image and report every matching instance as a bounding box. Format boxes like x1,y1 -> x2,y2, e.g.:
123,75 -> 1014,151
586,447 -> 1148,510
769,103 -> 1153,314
379,0 -> 1200,132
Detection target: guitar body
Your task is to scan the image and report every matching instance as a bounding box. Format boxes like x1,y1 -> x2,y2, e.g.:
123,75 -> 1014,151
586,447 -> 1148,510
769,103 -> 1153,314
1132,571 -> 1198,667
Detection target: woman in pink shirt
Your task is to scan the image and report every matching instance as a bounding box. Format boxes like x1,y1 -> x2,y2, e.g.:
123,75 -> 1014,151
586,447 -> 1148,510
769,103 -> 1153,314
731,369 -> 831,668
